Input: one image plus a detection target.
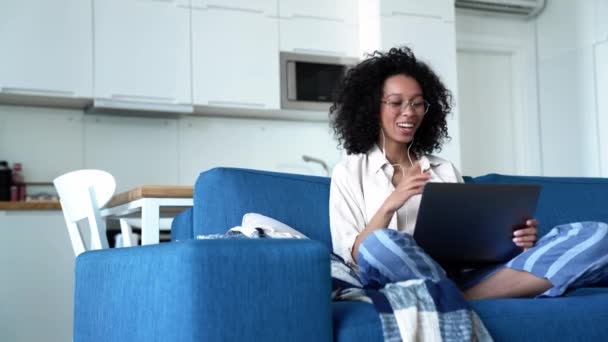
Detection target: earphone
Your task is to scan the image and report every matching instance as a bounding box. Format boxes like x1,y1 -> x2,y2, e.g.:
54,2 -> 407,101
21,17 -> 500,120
380,128 -> 416,178
380,128 -> 417,230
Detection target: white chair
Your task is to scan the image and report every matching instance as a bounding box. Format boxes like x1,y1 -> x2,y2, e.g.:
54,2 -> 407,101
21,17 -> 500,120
54,169 -> 135,256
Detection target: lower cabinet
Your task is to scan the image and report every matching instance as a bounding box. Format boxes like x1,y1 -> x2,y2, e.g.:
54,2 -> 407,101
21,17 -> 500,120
0,211 -> 74,342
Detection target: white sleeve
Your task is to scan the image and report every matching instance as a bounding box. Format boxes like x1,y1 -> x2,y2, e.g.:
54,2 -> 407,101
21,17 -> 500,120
329,163 -> 366,266
452,163 -> 465,183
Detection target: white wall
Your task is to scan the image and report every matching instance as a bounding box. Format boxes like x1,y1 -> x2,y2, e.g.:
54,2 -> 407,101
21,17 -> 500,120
0,105 -> 342,191
536,0 -> 607,177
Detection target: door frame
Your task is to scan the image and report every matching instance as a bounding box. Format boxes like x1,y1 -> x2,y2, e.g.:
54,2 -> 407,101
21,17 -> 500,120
593,39 -> 608,177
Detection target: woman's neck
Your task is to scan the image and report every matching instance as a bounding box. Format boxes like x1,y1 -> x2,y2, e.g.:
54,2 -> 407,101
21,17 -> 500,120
382,140 -> 414,166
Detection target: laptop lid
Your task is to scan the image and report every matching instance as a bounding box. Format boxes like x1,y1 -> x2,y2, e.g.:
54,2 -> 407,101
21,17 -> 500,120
412,183 -> 541,266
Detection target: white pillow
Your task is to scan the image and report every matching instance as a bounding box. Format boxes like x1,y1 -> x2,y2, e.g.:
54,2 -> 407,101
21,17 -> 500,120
228,213 -> 308,239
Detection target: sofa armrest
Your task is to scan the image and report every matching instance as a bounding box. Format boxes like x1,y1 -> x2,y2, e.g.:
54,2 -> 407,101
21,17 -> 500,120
74,239 -> 332,342
170,207 -> 193,241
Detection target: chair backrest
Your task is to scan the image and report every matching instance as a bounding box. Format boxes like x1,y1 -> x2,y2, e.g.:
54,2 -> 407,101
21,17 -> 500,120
53,169 -> 116,256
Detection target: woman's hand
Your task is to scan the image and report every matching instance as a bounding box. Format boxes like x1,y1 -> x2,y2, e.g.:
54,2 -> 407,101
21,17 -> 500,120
384,161 -> 431,213
352,162 -> 430,262
513,219 -> 538,251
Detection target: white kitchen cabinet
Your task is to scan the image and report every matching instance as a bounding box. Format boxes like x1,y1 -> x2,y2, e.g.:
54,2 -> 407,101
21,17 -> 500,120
380,0 -> 455,21
93,0 -> 192,113
0,0 -> 92,99
191,0 -> 280,109
0,211 -> 74,342
279,0 -> 359,57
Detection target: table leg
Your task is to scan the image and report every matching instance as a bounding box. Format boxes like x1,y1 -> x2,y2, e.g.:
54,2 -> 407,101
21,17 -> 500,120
141,199 -> 160,245
119,219 -> 134,247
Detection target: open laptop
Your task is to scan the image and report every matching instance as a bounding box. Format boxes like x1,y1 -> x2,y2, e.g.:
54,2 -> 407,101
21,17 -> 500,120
412,183 -> 541,266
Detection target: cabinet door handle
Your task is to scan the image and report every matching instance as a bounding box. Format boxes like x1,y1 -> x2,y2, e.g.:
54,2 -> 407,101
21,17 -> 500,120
0,87 -> 76,97
93,98 -> 193,114
110,93 -> 176,104
144,0 -> 191,8
207,100 -> 266,108
190,4 -> 264,14
287,13 -> 343,23
388,11 -> 442,20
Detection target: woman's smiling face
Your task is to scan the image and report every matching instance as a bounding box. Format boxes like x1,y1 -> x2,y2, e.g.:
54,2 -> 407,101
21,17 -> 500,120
379,74 -> 427,147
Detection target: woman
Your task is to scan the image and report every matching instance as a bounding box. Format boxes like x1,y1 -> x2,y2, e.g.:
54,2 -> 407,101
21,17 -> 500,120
329,46 -> 608,299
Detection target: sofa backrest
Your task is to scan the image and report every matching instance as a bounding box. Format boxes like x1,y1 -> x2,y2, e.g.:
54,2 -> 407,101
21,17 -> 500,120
471,174 -> 608,236
193,168 -> 608,248
194,168 -> 333,247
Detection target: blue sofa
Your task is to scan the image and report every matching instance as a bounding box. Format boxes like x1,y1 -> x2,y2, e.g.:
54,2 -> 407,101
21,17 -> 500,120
74,167 -> 608,341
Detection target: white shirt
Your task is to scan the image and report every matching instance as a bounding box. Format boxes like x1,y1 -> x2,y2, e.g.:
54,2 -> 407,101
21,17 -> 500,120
329,144 -> 464,265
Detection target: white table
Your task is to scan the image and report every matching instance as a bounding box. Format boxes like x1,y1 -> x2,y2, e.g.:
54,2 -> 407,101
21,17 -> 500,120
100,185 -> 193,245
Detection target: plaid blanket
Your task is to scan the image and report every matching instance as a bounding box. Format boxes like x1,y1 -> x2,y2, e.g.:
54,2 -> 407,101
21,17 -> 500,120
331,254 -> 492,342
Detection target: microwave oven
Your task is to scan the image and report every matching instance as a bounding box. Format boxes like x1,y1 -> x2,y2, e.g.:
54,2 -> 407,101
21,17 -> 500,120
280,52 -> 358,111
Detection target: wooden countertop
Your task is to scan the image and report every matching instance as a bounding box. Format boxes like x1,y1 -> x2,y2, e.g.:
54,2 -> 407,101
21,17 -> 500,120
0,201 -> 62,210
104,185 -> 193,208
0,185 -> 193,211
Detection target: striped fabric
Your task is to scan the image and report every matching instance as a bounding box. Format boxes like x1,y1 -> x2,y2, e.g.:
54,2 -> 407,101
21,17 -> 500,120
357,229 -> 446,287
506,221 -> 608,297
343,229 -> 492,342
343,222 -> 608,340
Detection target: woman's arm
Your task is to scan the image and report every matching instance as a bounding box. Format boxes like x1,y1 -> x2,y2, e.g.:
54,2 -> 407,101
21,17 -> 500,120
329,164 -> 368,266
350,163 -> 430,262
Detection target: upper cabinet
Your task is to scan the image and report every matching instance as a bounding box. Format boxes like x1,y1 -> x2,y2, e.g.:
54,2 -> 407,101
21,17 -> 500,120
380,0 -> 455,21
0,0 -> 92,100
191,0 -> 280,110
93,0 -> 192,113
279,0 -> 359,58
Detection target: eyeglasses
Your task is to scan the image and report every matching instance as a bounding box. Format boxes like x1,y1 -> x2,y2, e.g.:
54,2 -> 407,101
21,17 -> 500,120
381,99 -> 430,115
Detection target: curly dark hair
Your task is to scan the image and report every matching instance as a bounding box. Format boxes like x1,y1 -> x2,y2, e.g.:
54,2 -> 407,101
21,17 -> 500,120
329,46 -> 452,156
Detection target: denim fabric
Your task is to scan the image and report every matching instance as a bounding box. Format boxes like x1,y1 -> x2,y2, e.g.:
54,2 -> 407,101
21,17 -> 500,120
470,288 -> 608,342
193,167 -> 333,248
471,174 -> 608,237
133,168 -> 608,342
332,302 -> 384,342
170,207 -> 193,241
74,239 -> 331,342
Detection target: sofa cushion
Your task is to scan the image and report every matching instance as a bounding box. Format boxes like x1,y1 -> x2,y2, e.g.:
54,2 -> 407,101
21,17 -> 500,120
470,288 -> 608,341
194,168 -> 333,248
332,302 -> 383,342
471,174 -> 608,236
332,289 -> 608,342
